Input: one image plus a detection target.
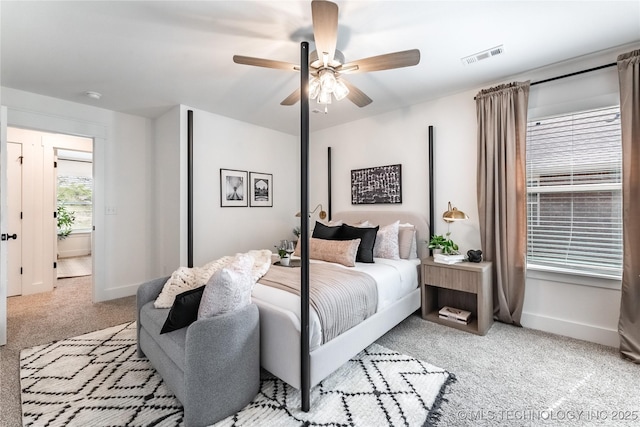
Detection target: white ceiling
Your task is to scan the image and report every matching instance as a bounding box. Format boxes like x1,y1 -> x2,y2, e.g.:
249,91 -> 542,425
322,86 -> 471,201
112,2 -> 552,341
2,1 -> 639,136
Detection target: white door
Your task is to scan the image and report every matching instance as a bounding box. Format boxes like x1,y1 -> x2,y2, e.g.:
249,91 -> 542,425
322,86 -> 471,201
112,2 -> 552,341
7,142 -> 22,296
1,105 -> 8,345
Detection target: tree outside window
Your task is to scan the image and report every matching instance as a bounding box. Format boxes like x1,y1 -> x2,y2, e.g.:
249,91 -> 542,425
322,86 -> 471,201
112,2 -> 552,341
57,155 -> 93,236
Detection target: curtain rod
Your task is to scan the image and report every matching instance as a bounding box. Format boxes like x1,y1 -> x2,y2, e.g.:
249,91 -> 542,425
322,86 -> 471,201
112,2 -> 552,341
474,62 -> 617,99
530,62 -> 616,86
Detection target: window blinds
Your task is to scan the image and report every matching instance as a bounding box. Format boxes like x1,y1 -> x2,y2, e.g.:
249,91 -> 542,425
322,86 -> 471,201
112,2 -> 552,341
526,106 -> 622,278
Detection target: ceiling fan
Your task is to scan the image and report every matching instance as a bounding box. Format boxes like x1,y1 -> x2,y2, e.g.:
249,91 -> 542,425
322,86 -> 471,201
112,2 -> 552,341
233,0 -> 420,110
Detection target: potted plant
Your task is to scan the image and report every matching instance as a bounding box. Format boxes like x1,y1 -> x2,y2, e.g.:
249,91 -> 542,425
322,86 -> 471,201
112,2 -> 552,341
274,240 -> 294,266
428,232 -> 459,255
57,204 -> 76,240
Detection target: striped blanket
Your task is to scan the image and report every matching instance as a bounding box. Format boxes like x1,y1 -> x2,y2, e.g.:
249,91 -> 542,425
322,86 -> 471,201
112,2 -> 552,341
258,262 -> 378,343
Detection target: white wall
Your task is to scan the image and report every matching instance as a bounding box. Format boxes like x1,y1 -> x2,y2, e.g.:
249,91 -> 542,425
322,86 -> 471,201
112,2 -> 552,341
310,90 -> 481,250
2,87 -> 157,301
309,43 -> 639,347
182,106 -> 299,267
153,106 -> 182,276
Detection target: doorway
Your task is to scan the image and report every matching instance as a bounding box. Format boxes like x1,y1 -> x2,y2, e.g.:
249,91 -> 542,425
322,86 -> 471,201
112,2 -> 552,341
6,127 -> 93,296
55,149 -> 93,280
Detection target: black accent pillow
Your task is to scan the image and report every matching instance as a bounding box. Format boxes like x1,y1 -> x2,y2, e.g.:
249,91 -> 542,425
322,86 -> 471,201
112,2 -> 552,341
339,224 -> 379,263
312,221 -> 342,240
160,286 -> 205,334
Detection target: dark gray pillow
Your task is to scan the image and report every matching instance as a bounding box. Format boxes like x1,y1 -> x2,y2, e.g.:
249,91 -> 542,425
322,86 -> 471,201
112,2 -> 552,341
339,224 -> 379,263
160,286 -> 205,334
312,221 -> 342,239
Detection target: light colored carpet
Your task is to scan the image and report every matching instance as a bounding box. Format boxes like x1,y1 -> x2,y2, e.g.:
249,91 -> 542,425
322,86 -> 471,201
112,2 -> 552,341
3,279 -> 639,427
20,322 -> 454,426
377,315 -> 640,426
57,255 -> 92,278
1,276 -> 136,427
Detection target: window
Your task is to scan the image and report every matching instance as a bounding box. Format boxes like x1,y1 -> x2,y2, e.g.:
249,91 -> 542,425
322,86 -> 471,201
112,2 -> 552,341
526,106 -> 622,278
57,151 -> 93,233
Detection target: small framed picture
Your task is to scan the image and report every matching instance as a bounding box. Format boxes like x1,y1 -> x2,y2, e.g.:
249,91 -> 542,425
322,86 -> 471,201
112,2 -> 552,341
249,172 -> 273,207
220,169 -> 248,207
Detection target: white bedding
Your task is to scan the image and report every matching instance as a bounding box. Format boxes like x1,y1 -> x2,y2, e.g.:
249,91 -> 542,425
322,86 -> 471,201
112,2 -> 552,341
251,257 -> 420,351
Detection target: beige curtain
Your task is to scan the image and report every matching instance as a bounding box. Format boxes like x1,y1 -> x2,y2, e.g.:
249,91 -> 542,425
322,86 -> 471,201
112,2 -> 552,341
617,49 -> 640,363
476,81 -> 530,325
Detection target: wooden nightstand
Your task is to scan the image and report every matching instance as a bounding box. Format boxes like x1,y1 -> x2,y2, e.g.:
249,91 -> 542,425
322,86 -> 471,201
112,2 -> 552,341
421,257 -> 493,335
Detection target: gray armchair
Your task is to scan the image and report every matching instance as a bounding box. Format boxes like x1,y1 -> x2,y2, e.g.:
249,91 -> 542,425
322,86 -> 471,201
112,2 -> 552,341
136,277 -> 260,427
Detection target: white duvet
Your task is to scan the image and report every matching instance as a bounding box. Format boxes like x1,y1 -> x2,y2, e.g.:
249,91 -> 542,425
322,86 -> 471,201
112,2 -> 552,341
251,257 -> 420,350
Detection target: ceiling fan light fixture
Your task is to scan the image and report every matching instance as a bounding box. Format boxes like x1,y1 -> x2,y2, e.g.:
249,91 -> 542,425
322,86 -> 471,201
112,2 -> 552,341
309,76 -> 321,99
318,89 -> 332,105
333,79 -> 349,101
319,69 -> 337,93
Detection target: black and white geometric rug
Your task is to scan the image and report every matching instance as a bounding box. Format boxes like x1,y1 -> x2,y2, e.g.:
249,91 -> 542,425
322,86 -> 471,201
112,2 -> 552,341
20,322 -> 455,426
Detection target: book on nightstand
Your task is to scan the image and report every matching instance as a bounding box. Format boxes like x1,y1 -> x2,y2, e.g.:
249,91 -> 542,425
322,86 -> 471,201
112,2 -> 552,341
438,306 -> 472,324
433,254 -> 465,265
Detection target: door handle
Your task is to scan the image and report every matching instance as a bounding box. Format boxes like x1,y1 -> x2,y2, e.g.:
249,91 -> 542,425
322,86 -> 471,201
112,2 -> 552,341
1,233 -> 17,241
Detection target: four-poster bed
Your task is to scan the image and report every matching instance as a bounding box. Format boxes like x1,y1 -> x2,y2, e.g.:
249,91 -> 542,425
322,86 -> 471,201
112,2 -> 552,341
252,211 -> 430,393
249,41 -> 435,410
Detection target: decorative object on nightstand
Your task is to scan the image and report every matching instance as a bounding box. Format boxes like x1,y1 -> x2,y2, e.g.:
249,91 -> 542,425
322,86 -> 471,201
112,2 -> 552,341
274,240 -> 291,266
421,257 -> 493,335
427,233 -> 459,254
467,249 -> 483,263
433,253 -> 464,265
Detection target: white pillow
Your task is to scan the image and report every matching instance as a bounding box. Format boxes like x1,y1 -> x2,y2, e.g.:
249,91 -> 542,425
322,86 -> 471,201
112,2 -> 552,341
154,249 -> 271,308
154,256 -> 233,308
399,223 -> 418,259
373,221 -> 400,259
197,253 -> 254,319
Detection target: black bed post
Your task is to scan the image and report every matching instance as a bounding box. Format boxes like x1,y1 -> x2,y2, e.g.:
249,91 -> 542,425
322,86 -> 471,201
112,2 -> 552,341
327,146 -> 332,221
428,125 -> 434,256
300,41 -> 311,412
187,109 -> 194,268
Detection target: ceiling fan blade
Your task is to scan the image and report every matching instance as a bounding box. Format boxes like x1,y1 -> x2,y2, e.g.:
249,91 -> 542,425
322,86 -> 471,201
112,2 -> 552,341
342,79 -> 372,107
311,0 -> 338,62
341,49 -> 420,73
233,55 -> 299,71
281,88 -> 301,106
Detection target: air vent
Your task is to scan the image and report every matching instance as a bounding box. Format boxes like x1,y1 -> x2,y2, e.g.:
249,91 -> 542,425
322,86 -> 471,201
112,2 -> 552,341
461,45 -> 504,65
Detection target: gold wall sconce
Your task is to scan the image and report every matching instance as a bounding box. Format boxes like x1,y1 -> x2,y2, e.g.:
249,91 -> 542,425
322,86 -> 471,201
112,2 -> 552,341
296,203 -> 327,220
442,201 -> 468,222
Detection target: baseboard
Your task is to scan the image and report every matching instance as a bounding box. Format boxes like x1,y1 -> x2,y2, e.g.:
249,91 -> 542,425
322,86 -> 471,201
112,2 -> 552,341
95,283 -> 139,303
58,249 -> 91,258
521,311 -> 619,348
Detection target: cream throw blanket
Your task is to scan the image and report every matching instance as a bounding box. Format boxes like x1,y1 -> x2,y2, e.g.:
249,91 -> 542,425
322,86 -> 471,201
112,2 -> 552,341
259,262 -> 378,343
154,249 -> 272,308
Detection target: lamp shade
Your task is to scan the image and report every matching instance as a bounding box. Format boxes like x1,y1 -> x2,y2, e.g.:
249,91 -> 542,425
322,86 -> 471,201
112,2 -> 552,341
333,79 -> 349,101
442,201 -> 469,222
309,76 -> 321,99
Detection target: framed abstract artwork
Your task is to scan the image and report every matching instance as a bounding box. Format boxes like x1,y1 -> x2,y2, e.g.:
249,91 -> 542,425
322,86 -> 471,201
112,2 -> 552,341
220,169 -> 248,207
351,164 -> 402,204
249,172 -> 273,207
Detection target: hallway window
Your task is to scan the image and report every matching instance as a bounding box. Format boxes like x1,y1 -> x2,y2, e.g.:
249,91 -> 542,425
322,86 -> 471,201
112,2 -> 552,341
57,150 -> 93,233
